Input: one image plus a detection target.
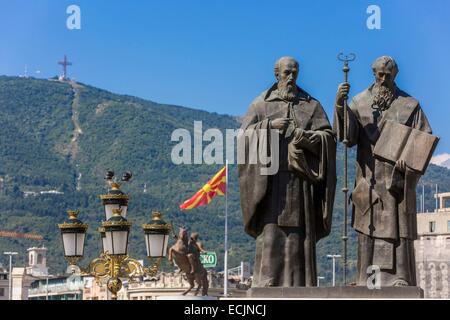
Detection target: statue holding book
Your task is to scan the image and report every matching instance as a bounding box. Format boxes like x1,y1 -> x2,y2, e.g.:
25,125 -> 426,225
334,56 -> 438,287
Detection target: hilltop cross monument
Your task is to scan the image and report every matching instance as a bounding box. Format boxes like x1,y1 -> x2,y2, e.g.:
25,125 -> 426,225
58,54 -> 72,81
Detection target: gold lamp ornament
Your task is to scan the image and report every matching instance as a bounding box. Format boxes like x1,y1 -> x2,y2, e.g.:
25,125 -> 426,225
58,170 -> 172,300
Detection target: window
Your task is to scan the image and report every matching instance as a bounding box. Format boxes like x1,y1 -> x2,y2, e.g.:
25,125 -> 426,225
429,221 -> 436,233
446,238 -> 450,249
0,288 -> 4,297
447,221 -> 450,232
37,254 -> 43,264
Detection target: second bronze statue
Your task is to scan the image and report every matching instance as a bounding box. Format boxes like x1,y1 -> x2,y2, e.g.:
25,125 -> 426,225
238,55 -> 437,289
334,56 -> 436,287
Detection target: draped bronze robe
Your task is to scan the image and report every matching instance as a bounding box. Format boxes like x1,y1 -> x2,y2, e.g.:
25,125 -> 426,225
238,85 -> 336,287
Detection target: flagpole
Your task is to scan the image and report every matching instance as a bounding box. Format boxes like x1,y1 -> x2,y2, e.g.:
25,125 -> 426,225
224,159 -> 229,297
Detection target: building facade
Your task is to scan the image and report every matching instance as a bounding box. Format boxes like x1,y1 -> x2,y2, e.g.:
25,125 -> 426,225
11,267 -> 36,300
8,247 -> 51,300
28,276 -> 84,300
82,277 -> 109,300
0,265 -> 8,300
122,272 -> 247,300
415,192 -> 450,299
26,247 -> 49,277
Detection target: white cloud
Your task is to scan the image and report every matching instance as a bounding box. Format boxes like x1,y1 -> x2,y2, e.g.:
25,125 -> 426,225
431,153 -> 450,169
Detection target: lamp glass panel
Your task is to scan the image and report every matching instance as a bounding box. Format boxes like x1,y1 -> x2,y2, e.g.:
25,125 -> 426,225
145,234 -> 168,258
163,234 -> 169,257
102,236 -> 111,254
106,230 -> 128,255
145,235 -> 150,257
62,233 -> 85,257
104,204 -> 128,220
62,233 -> 76,256
76,233 -> 85,256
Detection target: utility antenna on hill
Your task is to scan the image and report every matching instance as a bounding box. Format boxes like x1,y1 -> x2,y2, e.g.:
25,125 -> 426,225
0,177 -> 4,195
76,172 -> 82,192
20,65 -> 29,78
58,54 -> 72,81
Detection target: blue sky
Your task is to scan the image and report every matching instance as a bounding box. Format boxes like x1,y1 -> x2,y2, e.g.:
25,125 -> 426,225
0,0 -> 449,152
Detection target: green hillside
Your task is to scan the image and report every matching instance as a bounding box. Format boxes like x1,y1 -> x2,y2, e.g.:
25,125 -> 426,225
0,76 -> 448,286
0,76 -> 245,277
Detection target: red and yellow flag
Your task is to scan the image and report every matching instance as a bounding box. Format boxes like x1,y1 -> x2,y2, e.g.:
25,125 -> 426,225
180,167 -> 227,210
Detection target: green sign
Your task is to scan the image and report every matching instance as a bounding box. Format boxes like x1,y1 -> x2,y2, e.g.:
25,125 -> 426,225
200,251 -> 217,268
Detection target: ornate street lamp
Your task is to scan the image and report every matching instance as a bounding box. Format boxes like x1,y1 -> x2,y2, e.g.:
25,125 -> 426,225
58,210 -> 88,266
143,211 -> 171,259
58,171 -> 172,300
142,211 -> 171,275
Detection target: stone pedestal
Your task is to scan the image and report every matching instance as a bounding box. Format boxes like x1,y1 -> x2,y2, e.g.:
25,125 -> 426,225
247,286 -> 424,299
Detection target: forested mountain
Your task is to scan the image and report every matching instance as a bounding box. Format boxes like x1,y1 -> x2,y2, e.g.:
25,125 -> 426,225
0,76 -> 448,285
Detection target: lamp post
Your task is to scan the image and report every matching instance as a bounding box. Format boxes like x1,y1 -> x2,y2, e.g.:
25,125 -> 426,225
58,172 -> 171,300
327,254 -> 341,287
3,252 -> 18,300
58,210 -> 88,266
142,211 -> 171,261
46,276 -> 49,301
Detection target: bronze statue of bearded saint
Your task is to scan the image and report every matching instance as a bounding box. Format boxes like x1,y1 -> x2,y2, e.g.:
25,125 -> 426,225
334,56 -> 434,287
238,57 -> 336,287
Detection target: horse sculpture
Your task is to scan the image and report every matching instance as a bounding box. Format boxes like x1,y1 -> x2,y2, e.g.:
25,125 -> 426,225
168,227 -> 209,296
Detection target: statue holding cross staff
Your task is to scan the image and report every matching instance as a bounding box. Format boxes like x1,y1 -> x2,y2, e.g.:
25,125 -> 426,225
333,56 -> 436,287
337,52 -> 356,286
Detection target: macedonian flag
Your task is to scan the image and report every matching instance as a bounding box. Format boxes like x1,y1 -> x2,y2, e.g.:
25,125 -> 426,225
180,167 -> 227,210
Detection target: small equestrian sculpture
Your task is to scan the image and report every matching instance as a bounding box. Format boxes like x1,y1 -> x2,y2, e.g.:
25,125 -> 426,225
168,227 -> 209,296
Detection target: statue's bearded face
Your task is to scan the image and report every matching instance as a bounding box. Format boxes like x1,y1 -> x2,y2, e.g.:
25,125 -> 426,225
276,59 -> 298,101
372,66 -> 396,111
